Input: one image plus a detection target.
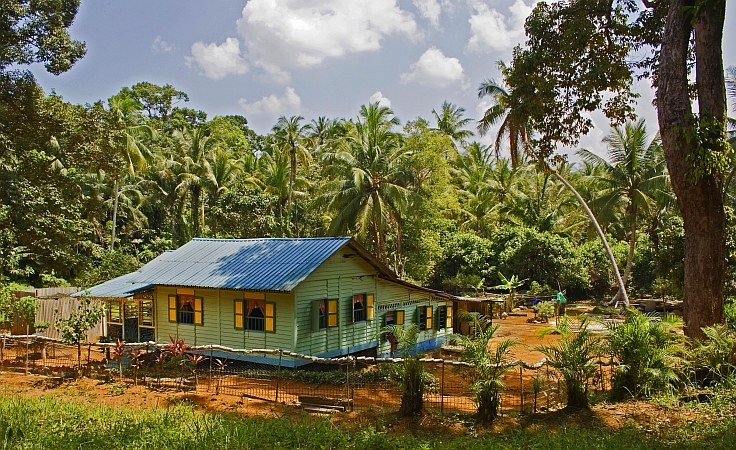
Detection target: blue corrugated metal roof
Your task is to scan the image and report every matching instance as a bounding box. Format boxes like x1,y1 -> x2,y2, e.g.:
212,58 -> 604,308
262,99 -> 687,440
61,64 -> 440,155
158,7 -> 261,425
79,237 -> 353,297
74,272 -> 153,298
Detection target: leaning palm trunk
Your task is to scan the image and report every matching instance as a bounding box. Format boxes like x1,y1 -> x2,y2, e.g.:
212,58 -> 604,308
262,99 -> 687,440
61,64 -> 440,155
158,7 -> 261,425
548,166 -> 629,306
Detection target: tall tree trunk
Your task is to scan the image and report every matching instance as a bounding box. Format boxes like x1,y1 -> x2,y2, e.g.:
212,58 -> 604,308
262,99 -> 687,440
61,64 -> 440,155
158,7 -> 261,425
657,0 -> 726,338
622,207 -> 637,289
191,184 -> 201,238
549,167 -> 629,306
110,179 -> 120,251
288,146 -> 296,231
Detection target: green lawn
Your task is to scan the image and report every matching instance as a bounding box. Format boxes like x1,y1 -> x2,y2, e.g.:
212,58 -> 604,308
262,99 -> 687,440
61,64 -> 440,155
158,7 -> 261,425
0,394 -> 734,449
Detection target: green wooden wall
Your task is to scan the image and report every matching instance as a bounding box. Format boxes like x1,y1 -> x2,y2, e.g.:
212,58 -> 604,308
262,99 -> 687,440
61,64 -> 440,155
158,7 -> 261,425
154,286 -> 294,350
293,247 -> 453,357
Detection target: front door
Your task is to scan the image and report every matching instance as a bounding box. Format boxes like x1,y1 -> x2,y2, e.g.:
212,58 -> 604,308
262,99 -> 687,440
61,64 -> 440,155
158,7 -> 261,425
123,299 -> 139,341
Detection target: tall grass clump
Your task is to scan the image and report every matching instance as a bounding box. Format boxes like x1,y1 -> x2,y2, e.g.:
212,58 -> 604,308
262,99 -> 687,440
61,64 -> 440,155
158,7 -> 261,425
452,313 -> 517,423
605,309 -> 682,400
536,316 -> 600,408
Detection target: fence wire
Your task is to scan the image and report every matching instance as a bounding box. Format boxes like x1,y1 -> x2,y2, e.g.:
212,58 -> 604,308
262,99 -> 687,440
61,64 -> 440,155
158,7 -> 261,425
0,335 -> 615,416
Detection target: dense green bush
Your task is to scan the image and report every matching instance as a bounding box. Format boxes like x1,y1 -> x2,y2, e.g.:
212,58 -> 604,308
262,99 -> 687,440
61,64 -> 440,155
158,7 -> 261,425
430,227 -> 595,295
605,310 -> 682,400
536,317 -> 600,408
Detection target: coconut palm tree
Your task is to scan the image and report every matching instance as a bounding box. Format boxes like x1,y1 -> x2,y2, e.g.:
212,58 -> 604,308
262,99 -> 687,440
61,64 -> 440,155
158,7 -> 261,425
272,115 -> 309,226
431,101 -> 474,148
322,103 -> 409,263
107,94 -> 155,250
452,143 -> 500,235
477,64 -> 532,168
578,120 -> 668,300
306,116 -> 345,156
172,126 -> 215,238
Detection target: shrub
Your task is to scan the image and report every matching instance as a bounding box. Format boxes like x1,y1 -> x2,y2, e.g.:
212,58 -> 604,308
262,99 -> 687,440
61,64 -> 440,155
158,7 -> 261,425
534,301 -> 555,323
536,317 -> 600,408
452,314 -> 517,423
691,324 -> 736,387
605,310 -> 682,400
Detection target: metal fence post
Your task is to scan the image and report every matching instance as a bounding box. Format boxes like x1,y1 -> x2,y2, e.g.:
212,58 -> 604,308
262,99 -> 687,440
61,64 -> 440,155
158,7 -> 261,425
208,347 -> 213,393
440,359 -> 445,414
350,357 -> 356,411
519,364 -> 524,415
25,335 -> 29,374
275,349 -> 282,402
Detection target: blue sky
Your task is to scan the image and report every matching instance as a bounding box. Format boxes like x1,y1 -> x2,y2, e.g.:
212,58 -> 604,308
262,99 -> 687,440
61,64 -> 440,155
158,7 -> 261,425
32,0 -> 736,156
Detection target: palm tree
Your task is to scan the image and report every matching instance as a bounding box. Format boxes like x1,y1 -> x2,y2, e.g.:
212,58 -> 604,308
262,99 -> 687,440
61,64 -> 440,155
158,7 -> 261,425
172,126 -> 215,238
323,103 -> 409,263
536,316 -> 601,409
256,149 -> 310,234
452,314 -> 517,422
431,101 -> 474,148
272,115 -> 309,226
578,120 -> 667,300
503,164 -> 582,234
453,143 -> 497,234
380,324 -> 424,416
207,148 -> 241,204
107,94 -> 155,250
477,64 -> 532,168
306,116 -> 345,156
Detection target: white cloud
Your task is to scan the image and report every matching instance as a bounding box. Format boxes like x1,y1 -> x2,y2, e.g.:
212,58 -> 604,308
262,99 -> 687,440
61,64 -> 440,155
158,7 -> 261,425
185,37 -> 248,80
239,87 -> 302,116
152,36 -> 173,53
369,91 -> 392,108
237,0 -> 419,81
412,0 -> 442,27
467,0 -> 535,53
400,47 -> 466,88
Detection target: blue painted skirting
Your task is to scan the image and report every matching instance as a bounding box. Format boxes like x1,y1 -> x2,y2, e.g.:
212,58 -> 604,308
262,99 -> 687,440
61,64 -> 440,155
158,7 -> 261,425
377,335 -> 447,358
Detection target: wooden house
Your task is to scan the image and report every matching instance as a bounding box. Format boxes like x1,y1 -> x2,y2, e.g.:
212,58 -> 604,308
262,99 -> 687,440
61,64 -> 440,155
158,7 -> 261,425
77,237 -> 454,366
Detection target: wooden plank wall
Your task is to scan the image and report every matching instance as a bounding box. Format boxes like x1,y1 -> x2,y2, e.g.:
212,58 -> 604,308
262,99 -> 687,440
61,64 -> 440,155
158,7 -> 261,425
35,297 -> 106,341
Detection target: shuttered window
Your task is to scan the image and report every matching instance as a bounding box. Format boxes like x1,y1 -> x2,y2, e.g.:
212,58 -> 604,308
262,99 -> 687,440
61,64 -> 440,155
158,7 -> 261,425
169,290 -> 203,326
437,305 -> 453,330
235,293 -> 274,333
419,305 -> 433,331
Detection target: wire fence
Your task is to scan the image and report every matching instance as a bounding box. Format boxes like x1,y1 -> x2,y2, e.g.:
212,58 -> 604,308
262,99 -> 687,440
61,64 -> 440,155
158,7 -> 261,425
0,334 -> 619,416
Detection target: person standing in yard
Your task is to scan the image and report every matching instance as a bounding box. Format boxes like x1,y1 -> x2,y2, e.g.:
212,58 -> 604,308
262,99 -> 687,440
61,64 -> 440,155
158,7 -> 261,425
556,291 -> 567,316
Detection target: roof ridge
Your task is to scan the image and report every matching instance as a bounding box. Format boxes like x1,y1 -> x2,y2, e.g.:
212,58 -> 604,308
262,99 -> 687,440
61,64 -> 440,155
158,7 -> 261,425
191,236 -> 351,242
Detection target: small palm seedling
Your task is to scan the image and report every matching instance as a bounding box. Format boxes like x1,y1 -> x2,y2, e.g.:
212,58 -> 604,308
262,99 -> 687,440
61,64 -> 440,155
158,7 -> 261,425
605,309 -> 682,400
452,313 -> 517,423
535,316 -> 601,409
380,324 -> 424,416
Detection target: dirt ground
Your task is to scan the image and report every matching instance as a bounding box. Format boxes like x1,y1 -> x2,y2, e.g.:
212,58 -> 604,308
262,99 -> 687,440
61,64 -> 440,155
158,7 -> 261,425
0,311 -> 700,435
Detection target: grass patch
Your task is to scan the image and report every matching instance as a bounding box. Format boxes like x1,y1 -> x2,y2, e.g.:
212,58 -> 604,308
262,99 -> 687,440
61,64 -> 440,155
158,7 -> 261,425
0,394 -> 735,449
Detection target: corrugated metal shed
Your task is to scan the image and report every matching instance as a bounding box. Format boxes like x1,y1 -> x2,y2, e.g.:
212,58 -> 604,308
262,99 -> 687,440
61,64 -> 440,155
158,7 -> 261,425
79,237 -> 354,297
